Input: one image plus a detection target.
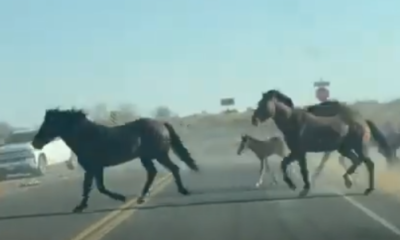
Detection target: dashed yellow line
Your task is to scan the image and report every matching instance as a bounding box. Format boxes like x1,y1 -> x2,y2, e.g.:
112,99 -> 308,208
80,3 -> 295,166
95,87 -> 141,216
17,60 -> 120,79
69,174 -> 172,240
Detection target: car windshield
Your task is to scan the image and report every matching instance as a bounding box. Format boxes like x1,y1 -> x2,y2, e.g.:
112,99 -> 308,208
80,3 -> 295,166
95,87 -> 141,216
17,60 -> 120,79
4,131 -> 38,144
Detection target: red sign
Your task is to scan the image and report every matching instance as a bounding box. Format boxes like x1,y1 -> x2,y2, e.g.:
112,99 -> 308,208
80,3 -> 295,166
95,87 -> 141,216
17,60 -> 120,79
316,87 -> 329,102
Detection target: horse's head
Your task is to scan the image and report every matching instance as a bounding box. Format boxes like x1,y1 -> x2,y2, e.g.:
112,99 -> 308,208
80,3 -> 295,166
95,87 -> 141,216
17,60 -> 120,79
32,108 -> 87,150
252,90 -> 292,126
237,134 -> 250,155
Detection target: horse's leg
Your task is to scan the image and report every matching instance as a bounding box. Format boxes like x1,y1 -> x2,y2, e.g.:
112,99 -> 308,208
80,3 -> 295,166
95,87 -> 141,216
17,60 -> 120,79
339,155 -> 359,184
298,153 -> 310,197
277,151 -> 291,179
94,168 -> 126,202
73,171 -> 94,213
137,157 -> 157,204
311,151 -> 331,185
338,148 -> 362,189
355,146 -> 375,195
281,152 -> 297,190
157,154 -> 190,195
265,158 -> 278,185
255,158 -> 266,188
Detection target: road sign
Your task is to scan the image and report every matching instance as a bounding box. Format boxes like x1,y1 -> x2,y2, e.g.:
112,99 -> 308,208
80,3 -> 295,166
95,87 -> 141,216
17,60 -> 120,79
316,87 -> 330,102
220,98 -> 235,106
314,79 -> 330,88
314,78 -> 330,102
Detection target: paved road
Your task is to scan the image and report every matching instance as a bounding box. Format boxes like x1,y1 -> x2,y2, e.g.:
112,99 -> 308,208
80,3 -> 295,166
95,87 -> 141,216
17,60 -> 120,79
0,162 -> 169,240
103,162 -> 400,240
2,159 -> 400,240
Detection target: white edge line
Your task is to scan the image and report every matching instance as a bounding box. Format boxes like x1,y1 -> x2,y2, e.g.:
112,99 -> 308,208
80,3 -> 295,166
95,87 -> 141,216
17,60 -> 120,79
333,189 -> 400,236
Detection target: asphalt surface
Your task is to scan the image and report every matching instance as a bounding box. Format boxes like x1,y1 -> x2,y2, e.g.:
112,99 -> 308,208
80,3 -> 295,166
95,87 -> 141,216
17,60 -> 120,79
0,161 -> 169,240
2,157 -> 400,240
102,161 -> 400,240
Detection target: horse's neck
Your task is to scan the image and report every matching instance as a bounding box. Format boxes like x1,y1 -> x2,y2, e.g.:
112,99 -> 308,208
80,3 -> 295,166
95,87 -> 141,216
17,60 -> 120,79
272,103 -> 297,133
60,120 -> 96,155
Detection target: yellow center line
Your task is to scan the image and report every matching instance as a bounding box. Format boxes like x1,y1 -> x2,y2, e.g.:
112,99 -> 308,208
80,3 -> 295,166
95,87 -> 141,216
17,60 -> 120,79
87,177 -> 173,240
69,174 -> 172,240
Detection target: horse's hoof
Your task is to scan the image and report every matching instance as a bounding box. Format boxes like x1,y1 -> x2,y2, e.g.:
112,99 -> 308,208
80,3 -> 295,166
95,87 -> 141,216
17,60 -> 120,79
284,178 -> 296,190
72,205 -> 86,213
255,183 -> 262,188
115,194 -> 127,202
179,188 -> 190,195
136,197 -> 146,204
299,188 -> 310,198
364,188 -> 374,195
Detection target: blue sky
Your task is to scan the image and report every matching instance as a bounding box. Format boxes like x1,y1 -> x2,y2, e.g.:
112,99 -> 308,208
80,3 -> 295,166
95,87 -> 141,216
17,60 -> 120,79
1,0 -> 400,126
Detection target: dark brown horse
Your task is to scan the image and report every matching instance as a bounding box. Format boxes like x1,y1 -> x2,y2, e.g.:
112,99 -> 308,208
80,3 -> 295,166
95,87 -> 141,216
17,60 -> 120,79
305,100 -> 397,163
307,101 -> 398,183
32,108 -> 199,213
251,90 -> 392,196
305,101 -> 398,183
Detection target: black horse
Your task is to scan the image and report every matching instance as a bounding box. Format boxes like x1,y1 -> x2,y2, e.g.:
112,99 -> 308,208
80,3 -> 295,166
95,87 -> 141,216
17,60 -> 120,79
251,90 -> 395,196
32,108 -> 199,213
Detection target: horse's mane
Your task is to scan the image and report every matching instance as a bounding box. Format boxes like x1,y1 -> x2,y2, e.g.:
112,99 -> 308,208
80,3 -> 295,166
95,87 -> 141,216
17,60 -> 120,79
304,100 -> 362,121
305,100 -> 346,111
316,100 -> 342,107
46,108 -> 87,119
263,89 -> 294,108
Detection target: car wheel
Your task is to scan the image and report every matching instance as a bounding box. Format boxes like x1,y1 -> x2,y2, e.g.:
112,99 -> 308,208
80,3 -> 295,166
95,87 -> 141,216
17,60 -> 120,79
33,154 -> 47,176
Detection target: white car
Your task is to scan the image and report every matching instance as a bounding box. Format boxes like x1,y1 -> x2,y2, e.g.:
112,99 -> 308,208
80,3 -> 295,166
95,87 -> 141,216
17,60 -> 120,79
0,128 -> 76,180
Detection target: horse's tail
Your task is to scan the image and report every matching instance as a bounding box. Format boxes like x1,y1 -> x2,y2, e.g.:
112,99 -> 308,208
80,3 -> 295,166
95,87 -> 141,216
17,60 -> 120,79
366,120 -> 398,165
164,122 -> 199,172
